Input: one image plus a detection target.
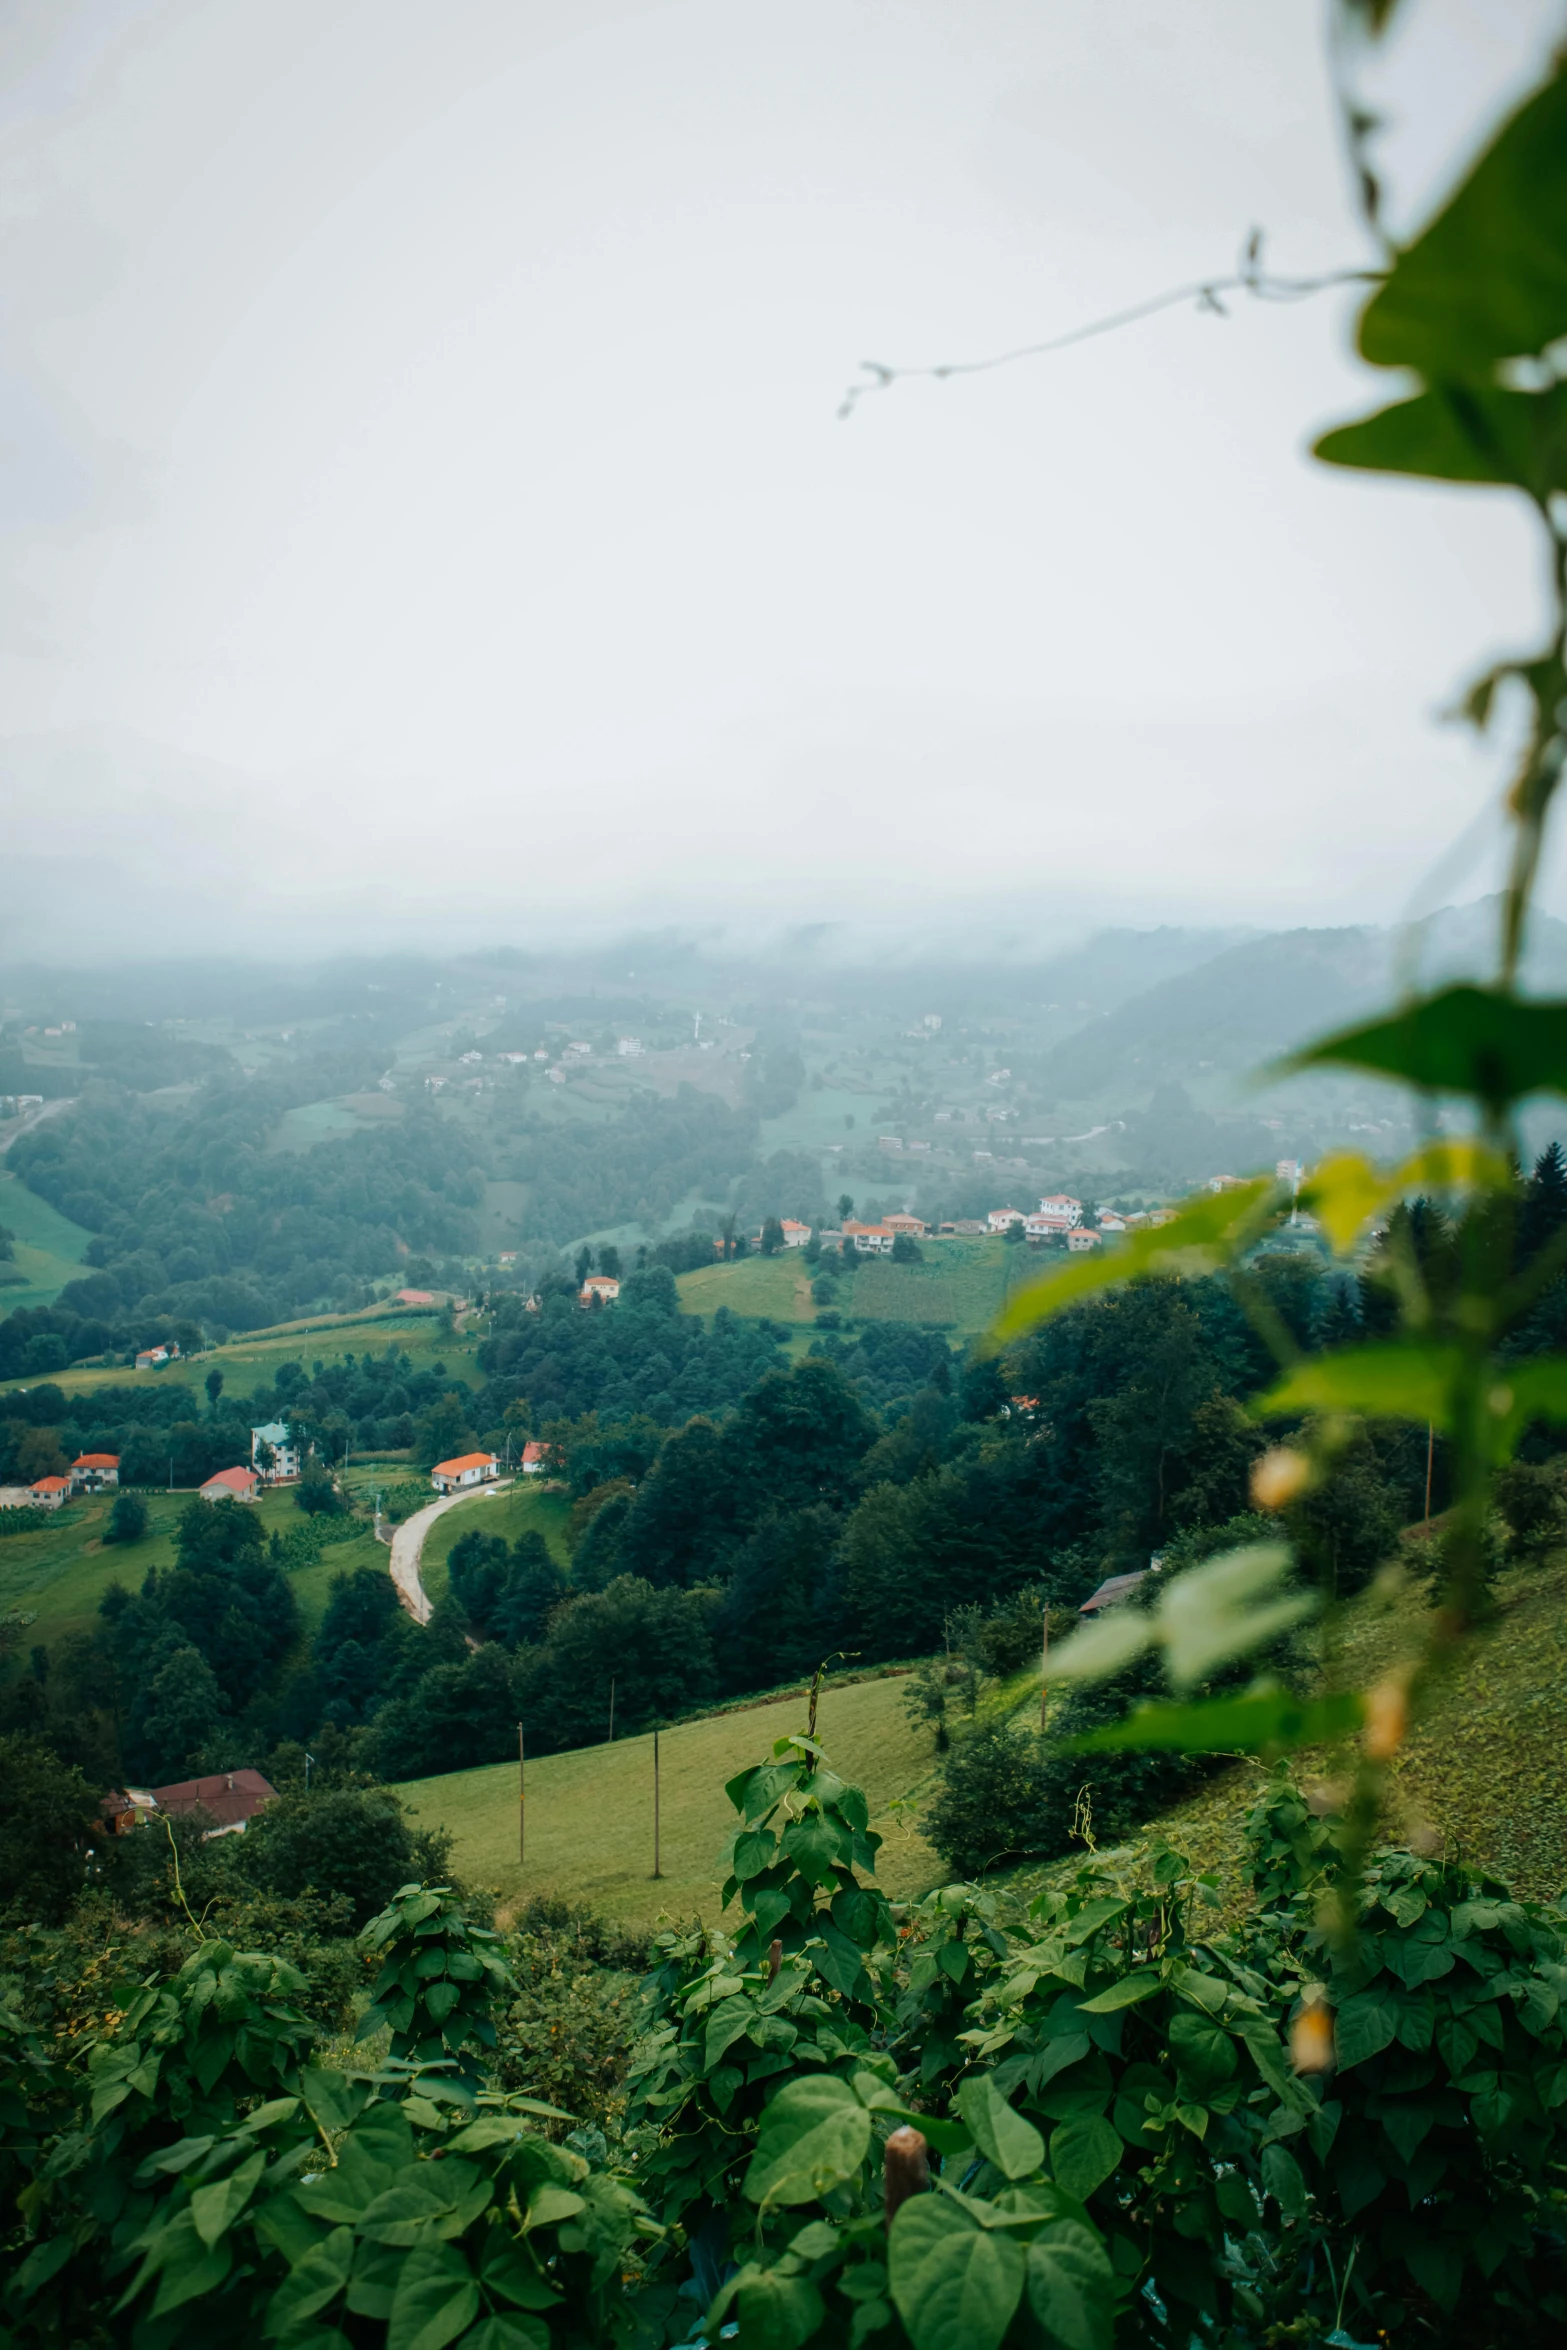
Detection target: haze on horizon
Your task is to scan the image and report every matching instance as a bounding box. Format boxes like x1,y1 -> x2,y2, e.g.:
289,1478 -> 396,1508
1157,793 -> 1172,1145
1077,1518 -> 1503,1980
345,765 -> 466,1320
2,0 -> 1561,965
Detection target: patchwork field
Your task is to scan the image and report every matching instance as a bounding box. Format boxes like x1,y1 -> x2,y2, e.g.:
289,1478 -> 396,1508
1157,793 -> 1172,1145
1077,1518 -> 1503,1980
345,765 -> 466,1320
674,1235 -> 1027,1339
395,1671 -> 941,1929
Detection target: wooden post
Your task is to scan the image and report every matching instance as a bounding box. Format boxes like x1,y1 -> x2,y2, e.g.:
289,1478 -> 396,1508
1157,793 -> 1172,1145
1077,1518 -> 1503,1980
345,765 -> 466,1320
518,1721 -> 525,1868
608,1677 -> 615,1743
1040,1601 -> 1049,1735
652,1727 -> 663,1878
1424,1421 -> 1435,1528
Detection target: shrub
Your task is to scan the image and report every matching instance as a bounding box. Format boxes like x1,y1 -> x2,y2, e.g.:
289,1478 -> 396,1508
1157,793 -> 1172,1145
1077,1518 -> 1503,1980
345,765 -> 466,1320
103,1488 -> 148,1544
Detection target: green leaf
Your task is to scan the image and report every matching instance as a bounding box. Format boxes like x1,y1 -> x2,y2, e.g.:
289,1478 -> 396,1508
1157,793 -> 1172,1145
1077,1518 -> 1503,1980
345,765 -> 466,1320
992,1180 -> 1273,1340
1284,985 -> 1567,1108
888,2197 -> 1026,2350
1256,1342 -> 1462,1430
1314,380 -> 1567,495
733,2268 -> 827,2350
1168,2012 -> 1237,2097
1356,61 -> 1567,374
1069,1686 -> 1363,1755
704,1994 -> 757,2073
523,2183 -> 585,2229
1048,2116 -> 1122,2202
733,1828 -> 777,1882
264,2226 -> 354,2338
1159,1542 -> 1313,1688
1334,1988 -> 1399,2070
1061,1897 -> 1127,1947
745,2075 -> 873,2207
190,2147 -> 266,2246
477,2235 -> 561,2311
957,2074 -> 1045,2181
461,2321 -> 551,2350
1076,1973 -> 1160,2015
1260,2141 -> 1308,2222
385,2240 -> 480,2350
424,1981 -> 461,2025
1025,2219 -> 1115,2350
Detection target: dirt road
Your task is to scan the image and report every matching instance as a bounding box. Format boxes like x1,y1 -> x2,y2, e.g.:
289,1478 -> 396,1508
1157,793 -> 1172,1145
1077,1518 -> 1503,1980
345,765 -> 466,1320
387,1479 -> 513,1623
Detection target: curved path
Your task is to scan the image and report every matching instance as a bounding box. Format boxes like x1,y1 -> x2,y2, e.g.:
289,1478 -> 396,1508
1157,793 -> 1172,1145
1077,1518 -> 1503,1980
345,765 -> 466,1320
387,1479 -> 513,1624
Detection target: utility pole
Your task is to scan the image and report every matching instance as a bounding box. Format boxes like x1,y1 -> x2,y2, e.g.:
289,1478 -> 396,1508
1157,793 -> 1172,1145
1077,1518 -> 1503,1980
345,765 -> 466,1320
608,1677 -> 615,1742
518,1721 -> 525,1868
1424,1421 -> 1435,1528
652,1727 -> 663,1879
1040,1599 -> 1049,1736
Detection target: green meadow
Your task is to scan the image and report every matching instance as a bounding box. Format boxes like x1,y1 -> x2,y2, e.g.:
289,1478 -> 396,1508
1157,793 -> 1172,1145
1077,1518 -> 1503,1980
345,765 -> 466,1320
395,1671 -> 942,1929
36,1308 -> 486,1406
409,1477 -> 573,1612
674,1235 -> 1026,1339
0,1168 -> 93,1311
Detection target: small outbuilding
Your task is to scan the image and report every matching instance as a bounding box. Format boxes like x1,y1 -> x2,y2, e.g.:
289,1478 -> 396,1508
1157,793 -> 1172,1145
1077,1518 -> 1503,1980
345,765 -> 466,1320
199,1466 -> 261,1504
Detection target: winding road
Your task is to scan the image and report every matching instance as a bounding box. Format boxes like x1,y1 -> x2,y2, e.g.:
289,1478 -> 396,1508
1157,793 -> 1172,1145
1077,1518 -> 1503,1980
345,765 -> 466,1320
386,1479 -> 513,1624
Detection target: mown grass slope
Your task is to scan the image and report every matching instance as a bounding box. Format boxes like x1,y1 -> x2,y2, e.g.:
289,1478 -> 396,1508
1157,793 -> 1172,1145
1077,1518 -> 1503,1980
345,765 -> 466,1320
674,1236 -> 1029,1339
395,1674 -> 941,1929
0,1168 -> 93,1311
34,1308 -> 485,1404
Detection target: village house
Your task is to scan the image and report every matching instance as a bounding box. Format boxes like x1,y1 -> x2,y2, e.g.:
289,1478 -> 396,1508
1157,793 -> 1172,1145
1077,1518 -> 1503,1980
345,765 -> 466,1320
580,1274 -> 620,1305
396,1287 -> 436,1306
135,1341 -> 179,1370
841,1220 -> 895,1255
1036,1193 -> 1084,1230
779,1219 -> 812,1248
1206,1173 -> 1246,1193
431,1451 -> 499,1494
1097,1209 -> 1130,1233
251,1422 -> 301,1481
987,1207 -> 1027,1232
29,1475 -> 71,1508
520,1440 -> 549,1475
881,1212 -> 928,1237
69,1452 -> 119,1492
1080,1570 -> 1149,1614
105,1769 -> 279,1840
200,1466 -> 260,1504
1067,1227 -> 1102,1253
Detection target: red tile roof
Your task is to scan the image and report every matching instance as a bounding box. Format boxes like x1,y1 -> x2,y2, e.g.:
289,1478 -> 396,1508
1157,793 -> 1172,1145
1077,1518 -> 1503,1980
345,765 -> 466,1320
433,1452 -> 497,1477
72,1453 -> 120,1469
521,1441 -> 548,1466
148,1768 -> 278,1831
30,1475 -> 70,1494
201,1466 -> 259,1497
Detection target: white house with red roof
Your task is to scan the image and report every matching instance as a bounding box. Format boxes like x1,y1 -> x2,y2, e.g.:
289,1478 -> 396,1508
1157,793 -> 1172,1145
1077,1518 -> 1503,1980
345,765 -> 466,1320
199,1466 -> 260,1504
1066,1227 -> 1102,1253
1035,1193 -> 1083,1230
987,1207 -> 1027,1232
520,1441 -> 549,1475
580,1274 -> 620,1305
779,1219 -> 811,1248
135,1341 -> 179,1370
29,1475 -> 71,1508
842,1220 -> 894,1254
70,1452 -> 119,1492
431,1451 -> 498,1494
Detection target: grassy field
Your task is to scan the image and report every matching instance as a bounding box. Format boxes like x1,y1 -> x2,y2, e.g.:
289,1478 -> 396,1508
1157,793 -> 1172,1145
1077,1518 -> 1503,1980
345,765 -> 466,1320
0,1168 -> 93,1311
674,1237 -> 1026,1340
413,1478 -> 573,1612
29,1308 -> 486,1405
0,1481 -> 381,1650
395,1673 -> 941,1929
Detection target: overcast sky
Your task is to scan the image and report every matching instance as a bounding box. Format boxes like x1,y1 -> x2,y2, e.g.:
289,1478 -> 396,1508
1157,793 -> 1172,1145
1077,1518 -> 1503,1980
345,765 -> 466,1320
1,0 -> 1560,962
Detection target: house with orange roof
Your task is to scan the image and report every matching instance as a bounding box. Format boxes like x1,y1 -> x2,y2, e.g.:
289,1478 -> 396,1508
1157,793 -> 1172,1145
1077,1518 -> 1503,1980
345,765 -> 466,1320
70,1452 -> 120,1492
520,1441 -> 549,1475
199,1466 -> 260,1504
431,1451 -> 498,1495
580,1274 -> 620,1305
1067,1227 -> 1102,1253
29,1475 -> 71,1508
135,1341 -> 179,1370
779,1219 -> 812,1248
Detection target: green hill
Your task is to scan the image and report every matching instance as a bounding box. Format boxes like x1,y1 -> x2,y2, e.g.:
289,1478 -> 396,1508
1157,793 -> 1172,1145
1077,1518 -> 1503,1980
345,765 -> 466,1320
675,1236 -> 1026,1339
0,1168 -> 93,1310
395,1673 -> 941,1929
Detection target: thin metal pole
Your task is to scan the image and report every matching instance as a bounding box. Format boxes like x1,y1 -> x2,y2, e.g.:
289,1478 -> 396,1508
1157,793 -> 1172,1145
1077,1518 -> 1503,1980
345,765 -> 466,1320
652,1728 -> 662,1878
518,1721 -> 525,1868
1040,1601 -> 1049,1735
608,1677 -> 615,1743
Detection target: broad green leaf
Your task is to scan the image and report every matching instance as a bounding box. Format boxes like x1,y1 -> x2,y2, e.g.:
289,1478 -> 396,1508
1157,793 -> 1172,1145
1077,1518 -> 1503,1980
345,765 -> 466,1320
1357,60 -> 1567,374
733,1828 -> 777,1882
733,2267 -> 827,2350
1492,1357 -> 1567,1452
1048,2116 -> 1123,2201
523,2184 -> 585,2229
1315,380 -> 1567,494
744,2076 -> 873,2207
1333,1988 -> 1399,2070
957,2073 -> 1045,2181
385,2239 -> 480,2350
704,1994 -> 756,2073
1040,1607 -> 1153,1686
190,2147 -> 266,2247
1168,2011 -> 1237,2096
888,2197 -> 1026,2350
1301,1140 -> 1504,1253
1061,1896 -> 1127,1947
263,2225 -> 354,2338
1070,1684 -> 1362,1755
478,2233 -> 562,2311
148,2220 -> 233,2319
1260,2141 -> 1308,2221
991,1179 -> 1274,1341
462,2320 -> 551,2350
1256,1344 -> 1462,1431
1160,1543 -> 1311,1688
1284,985 -> 1567,1107
1075,1974 -> 1161,2016
1025,2219 -> 1116,2350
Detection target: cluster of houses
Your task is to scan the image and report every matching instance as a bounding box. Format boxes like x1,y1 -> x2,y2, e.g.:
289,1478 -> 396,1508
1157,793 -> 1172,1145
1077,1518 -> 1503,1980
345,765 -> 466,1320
2,1450 -> 124,1510
430,1441 -> 548,1494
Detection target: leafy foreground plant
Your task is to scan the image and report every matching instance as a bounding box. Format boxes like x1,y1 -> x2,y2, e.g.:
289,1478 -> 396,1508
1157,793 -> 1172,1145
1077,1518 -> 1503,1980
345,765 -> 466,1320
2,1738 -> 1565,2346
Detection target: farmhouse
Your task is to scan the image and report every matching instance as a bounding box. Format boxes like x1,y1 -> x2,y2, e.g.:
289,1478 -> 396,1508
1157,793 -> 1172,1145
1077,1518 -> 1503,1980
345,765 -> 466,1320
431,1451 -> 498,1494
135,1342 -> 179,1370
1080,1570 -> 1148,1613
520,1441 -> 549,1475
987,1208 -> 1026,1231
1035,1193 -> 1084,1231
69,1453 -> 119,1492
842,1220 -> 895,1255
107,1769 -> 279,1840
881,1212 -> 928,1237
779,1219 -> 811,1248
1067,1228 -> 1102,1253
580,1274 -> 620,1305
200,1467 -> 260,1504
250,1421 -> 301,1481
29,1476 -> 71,1508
